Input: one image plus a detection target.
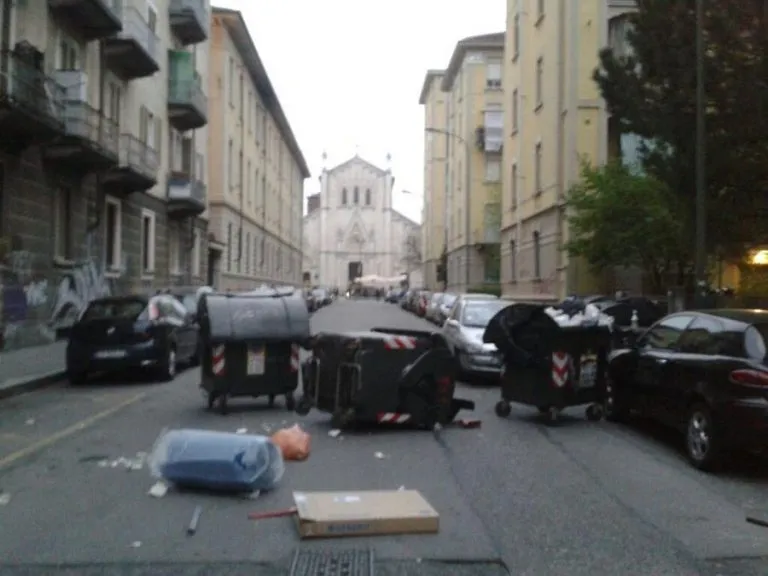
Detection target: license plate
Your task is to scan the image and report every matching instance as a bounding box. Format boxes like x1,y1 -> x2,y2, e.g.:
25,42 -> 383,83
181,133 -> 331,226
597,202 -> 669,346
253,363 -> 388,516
247,346 -> 265,375
94,350 -> 126,359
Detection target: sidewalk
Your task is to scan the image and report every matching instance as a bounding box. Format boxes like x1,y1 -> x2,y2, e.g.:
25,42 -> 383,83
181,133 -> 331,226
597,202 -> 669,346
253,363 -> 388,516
0,340 -> 67,399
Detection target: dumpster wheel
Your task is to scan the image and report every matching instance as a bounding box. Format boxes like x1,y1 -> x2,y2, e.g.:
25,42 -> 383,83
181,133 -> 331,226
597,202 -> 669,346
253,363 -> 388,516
494,400 -> 512,418
217,394 -> 229,415
295,397 -> 312,416
585,404 -> 603,421
284,393 -> 296,411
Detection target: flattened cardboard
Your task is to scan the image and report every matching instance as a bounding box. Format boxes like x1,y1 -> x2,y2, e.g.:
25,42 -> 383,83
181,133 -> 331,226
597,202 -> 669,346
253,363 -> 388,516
293,489 -> 439,539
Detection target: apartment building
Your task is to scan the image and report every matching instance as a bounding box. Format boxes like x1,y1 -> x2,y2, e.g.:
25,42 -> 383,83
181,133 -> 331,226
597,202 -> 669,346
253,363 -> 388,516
501,0 -> 637,301
418,69 -> 447,290
0,0 -> 210,353
438,33 -> 505,293
207,8 -> 309,292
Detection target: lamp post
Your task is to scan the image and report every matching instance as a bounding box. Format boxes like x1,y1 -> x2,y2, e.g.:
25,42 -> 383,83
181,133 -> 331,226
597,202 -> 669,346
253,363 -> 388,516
424,127 -> 471,291
694,0 -> 707,303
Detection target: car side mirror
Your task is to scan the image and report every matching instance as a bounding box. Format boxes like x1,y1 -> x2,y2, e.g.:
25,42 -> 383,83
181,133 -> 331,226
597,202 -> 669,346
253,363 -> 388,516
446,319 -> 459,328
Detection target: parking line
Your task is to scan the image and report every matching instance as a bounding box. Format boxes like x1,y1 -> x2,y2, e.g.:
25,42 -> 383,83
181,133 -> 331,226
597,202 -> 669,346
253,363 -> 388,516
0,392 -> 146,471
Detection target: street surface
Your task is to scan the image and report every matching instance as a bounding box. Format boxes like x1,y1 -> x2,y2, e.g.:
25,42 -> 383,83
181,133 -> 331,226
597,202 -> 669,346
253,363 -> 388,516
1,299 -> 768,575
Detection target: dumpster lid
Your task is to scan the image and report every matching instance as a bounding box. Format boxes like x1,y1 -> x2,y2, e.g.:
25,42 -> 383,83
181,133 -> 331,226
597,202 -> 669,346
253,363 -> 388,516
202,292 -> 310,342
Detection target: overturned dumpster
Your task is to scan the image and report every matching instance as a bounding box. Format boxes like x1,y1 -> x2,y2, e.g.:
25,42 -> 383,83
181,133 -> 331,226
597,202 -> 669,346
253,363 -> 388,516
296,328 -> 474,429
198,287 -> 311,414
483,303 -> 612,424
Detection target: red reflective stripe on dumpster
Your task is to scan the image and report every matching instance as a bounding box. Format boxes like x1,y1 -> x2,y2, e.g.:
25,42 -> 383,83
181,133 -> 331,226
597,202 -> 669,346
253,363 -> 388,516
212,345 -> 226,375
377,412 -> 411,424
290,344 -> 300,372
552,352 -> 569,388
383,336 -> 418,349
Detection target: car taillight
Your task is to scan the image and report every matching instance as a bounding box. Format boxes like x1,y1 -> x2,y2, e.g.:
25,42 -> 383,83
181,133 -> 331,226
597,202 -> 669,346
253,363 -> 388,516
729,369 -> 768,386
148,303 -> 159,320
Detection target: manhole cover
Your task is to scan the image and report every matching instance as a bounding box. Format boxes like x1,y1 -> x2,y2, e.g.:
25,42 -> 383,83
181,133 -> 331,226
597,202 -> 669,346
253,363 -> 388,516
289,548 -> 374,576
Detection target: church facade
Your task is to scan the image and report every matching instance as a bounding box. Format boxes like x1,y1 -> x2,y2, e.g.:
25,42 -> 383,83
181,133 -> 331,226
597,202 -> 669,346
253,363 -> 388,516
302,156 -> 421,288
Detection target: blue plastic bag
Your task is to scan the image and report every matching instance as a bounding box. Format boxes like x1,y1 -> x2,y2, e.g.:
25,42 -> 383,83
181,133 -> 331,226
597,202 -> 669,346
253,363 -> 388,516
148,429 -> 285,493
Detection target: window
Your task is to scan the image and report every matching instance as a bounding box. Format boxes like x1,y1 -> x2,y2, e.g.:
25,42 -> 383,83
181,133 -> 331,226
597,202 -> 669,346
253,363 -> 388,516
104,197 -> 121,271
353,187 -> 359,204
513,14 -> 520,58
169,226 -> 180,274
246,160 -> 252,204
532,231 -> 541,278
534,142 -> 542,193
238,73 -> 243,118
58,35 -> 80,69
745,325 -> 768,361
484,157 -> 501,182
342,187 -> 348,205
512,89 -> 518,132
509,239 -> 516,281
143,0 -> 158,28
511,163 -> 518,208
228,139 -> 233,189
365,188 -> 371,206
535,57 -> 543,107
537,0 -> 545,21
235,228 -> 242,274
228,58 -> 235,106
53,188 -> 71,260
260,236 -> 265,266
192,229 -> 201,277
140,209 -> 156,274
227,222 -> 233,271
247,91 -> 253,131
253,235 -> 259,271
486,60 -> 502,89
107,82 -> 121,124
677,316 -> 731,355
245,232 -> 251,274
642,315 -> 694,350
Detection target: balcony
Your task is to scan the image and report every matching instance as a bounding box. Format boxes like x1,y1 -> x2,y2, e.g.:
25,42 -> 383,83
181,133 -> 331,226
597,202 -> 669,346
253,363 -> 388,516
44,100 -> 119,170
0,48 -> 66,152
169,0 -> 208,45
103,7 -> 160,80
48,0 -> 122,41
102,134 -> 158,193
167,64 -> 207,131
475,203 -> 501,245
167,170 -> 206,217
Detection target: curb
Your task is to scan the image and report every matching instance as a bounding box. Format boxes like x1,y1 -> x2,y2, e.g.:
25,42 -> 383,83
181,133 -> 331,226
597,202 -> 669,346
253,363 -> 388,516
0,371 -> 68,401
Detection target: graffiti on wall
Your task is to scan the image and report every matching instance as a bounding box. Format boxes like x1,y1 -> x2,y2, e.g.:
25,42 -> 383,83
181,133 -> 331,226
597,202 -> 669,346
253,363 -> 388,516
0,235 -> 112,351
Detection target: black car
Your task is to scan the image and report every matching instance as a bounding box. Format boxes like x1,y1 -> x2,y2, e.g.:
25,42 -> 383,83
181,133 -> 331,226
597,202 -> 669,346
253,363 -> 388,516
66,294 -> 201,384
607,309 -> 768,471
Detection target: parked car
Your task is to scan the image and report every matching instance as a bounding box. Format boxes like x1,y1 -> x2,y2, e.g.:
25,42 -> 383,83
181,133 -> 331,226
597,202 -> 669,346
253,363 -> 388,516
401,290 -> 416,310
436,293 -> 458,326
442,297 -> 509,382
607,309 -> 768,471
311,288 -> 331,307
425,293 -> 445,324
66,294 -> 201,384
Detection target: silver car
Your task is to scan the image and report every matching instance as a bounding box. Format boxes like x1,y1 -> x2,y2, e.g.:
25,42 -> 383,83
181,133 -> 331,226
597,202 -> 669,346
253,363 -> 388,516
442,296 -> 509,381
425,292 -> 445,324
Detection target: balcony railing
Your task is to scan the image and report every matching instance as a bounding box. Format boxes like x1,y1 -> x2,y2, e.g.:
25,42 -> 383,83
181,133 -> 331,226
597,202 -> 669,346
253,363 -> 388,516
119,133 -> 157,177
61,101 -> 119,155
0,49 -> 66,125
103,6 -> 159,78
169,72 -> 206,111
169,0 -> 208,45
48,0 -> 123,41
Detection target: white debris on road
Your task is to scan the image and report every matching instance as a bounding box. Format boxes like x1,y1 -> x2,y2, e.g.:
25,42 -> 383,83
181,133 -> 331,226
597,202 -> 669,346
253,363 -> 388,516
374,451 -> 386,459
130,541 -> 142,548
328,429 -> 341,438
97,452 -> 147,471
25,418 -> 35,426
148,481 -> 169,498
0,492 -> 11,505
235,428 -> 248,435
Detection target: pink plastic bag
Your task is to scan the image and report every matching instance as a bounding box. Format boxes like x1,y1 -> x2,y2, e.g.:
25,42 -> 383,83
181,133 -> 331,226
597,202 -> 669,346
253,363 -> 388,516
271,424 -> 311,461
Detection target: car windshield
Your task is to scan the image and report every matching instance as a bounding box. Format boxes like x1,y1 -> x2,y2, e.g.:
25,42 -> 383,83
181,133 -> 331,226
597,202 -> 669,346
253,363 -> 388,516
80,299 -> 147,322
461,300 -> 508,328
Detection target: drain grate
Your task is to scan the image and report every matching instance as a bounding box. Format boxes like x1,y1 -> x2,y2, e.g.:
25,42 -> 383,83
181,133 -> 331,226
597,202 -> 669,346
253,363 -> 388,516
289,547 -> 374,576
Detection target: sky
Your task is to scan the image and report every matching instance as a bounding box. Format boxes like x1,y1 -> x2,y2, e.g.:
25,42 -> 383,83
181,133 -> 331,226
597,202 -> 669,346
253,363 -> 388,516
213,0 -> 506,224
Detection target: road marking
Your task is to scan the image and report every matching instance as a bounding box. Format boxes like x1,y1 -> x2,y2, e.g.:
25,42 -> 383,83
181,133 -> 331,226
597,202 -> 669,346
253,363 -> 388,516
0,392 -> 146,471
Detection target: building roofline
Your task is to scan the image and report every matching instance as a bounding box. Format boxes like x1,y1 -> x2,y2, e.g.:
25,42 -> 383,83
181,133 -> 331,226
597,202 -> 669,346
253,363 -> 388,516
214,8 -> 311,178
440,32 -> 505,92
418,69 -> 444,105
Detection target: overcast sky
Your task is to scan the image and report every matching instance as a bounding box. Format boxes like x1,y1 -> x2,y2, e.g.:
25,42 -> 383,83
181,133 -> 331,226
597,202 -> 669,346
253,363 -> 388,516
212,0 -> 505,223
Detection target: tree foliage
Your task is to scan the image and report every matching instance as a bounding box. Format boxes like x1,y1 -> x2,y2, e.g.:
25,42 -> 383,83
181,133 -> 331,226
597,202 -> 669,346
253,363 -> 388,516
594,0 -> 768,260
565,161 -> 684,291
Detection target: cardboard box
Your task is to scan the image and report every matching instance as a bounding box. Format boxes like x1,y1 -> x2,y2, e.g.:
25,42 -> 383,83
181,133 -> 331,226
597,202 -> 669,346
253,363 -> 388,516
293,489 -> 439,539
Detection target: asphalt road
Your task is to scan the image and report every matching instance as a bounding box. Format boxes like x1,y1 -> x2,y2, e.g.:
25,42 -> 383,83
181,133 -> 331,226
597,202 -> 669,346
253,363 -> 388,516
1,299 -> 768,576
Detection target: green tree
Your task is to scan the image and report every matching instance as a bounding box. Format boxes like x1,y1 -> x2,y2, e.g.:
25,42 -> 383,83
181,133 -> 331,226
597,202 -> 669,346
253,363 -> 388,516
594,0 -> 768,265
565,161 -> 685,292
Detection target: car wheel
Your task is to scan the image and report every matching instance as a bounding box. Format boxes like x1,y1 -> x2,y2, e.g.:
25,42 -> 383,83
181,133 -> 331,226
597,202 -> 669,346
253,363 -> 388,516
685,403 -> 723,471
159,347 -> 177,382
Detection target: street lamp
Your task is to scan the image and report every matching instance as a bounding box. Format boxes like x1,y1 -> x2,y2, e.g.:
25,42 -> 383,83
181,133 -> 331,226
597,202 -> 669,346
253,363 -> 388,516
694,0 -> 707,302
424,126 -> 472,290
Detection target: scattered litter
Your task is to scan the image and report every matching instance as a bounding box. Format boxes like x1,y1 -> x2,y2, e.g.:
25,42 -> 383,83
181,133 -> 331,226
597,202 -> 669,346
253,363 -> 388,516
0,492 -> 11,505
187,505 -> 203,535
79,454 -> 110,463
374,451 -> 386,459
432,423 -> 443,432
328,429 -> 341,438
130,541 -> 141,548
235,428 -> 248,435
248,506 -> 297,521
101,452 -> 147,471
747,516 -> 768,528
458,418 -> 481,429
148,428 -> 284,493
243,490 -> 261,500
148,481 -> 169,499
271,424 -> 311,461
25,418 -> 35,426
260,424 -> 272,433
398,485 -> 406,491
